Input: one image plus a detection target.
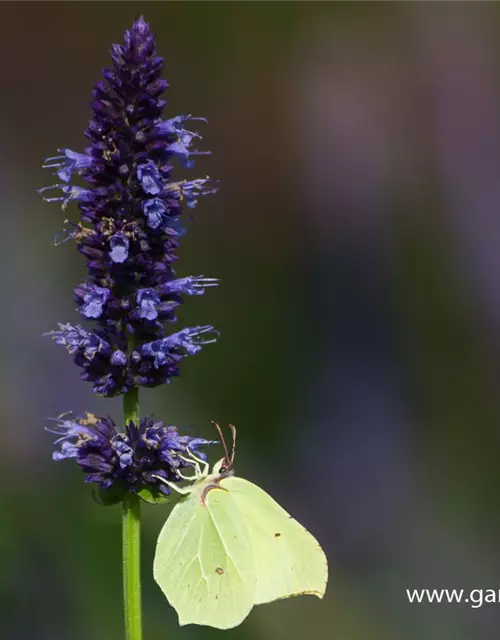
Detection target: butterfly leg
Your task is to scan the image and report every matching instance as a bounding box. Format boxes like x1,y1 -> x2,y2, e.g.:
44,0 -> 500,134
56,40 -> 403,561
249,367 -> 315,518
153,475 -> 193,495
186,447 -> 210,476
177,466 -> 199,481
176,449 -> 209,479
177,453 -> 202,478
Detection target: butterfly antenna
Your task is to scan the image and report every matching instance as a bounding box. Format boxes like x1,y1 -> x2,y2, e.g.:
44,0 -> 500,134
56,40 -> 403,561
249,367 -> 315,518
228,424 -> 237,466
210,420 -> 231,469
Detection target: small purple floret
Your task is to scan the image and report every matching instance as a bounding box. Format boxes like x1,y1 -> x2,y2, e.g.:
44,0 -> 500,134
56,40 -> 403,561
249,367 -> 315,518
43,148 -> 93,182
143,197 -> 166,230
109,232 -> 129,263
81,285 -> 110,319
141,325 -> 218,368
137,161 -> 163,195
137,288 -> 161,320
159,276 -> 219,297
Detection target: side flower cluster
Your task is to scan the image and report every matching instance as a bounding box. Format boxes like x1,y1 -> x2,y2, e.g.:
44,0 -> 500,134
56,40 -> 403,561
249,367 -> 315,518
40,17 -> 218,397
48,413 -> 214,498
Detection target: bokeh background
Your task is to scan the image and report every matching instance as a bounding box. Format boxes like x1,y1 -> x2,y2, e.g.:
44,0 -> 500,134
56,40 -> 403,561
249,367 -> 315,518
4,2 -> 500,639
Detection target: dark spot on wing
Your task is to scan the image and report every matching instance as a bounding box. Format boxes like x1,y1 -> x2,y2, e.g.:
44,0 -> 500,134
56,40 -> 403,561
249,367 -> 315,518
215,595 -> 219,600
274,532 -> 281,538
215,566 -> 224,575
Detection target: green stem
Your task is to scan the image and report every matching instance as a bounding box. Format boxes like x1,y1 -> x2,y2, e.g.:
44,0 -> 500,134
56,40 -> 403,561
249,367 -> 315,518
124,386 -> 140,424
123,387 -> 142,640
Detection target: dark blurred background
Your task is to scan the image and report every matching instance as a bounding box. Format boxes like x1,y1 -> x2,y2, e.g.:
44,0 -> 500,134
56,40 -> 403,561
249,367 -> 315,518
3,2 -> 500,639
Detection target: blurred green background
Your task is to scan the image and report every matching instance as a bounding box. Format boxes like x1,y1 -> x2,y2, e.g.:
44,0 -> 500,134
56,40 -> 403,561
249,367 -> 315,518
3,2 -> 500,639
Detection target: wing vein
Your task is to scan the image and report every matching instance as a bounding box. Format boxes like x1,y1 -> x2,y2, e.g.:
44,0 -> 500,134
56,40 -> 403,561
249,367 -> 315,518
206,500 -> 247,586
157,511 -> 197,574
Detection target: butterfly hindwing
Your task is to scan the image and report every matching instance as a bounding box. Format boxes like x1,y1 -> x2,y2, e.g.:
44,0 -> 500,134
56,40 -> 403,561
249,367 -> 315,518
153,484 -> 256,629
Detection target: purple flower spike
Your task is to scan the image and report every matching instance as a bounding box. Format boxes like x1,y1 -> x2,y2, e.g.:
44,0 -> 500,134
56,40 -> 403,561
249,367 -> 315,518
40,16 -> 220,396
48,413 -> 216,497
